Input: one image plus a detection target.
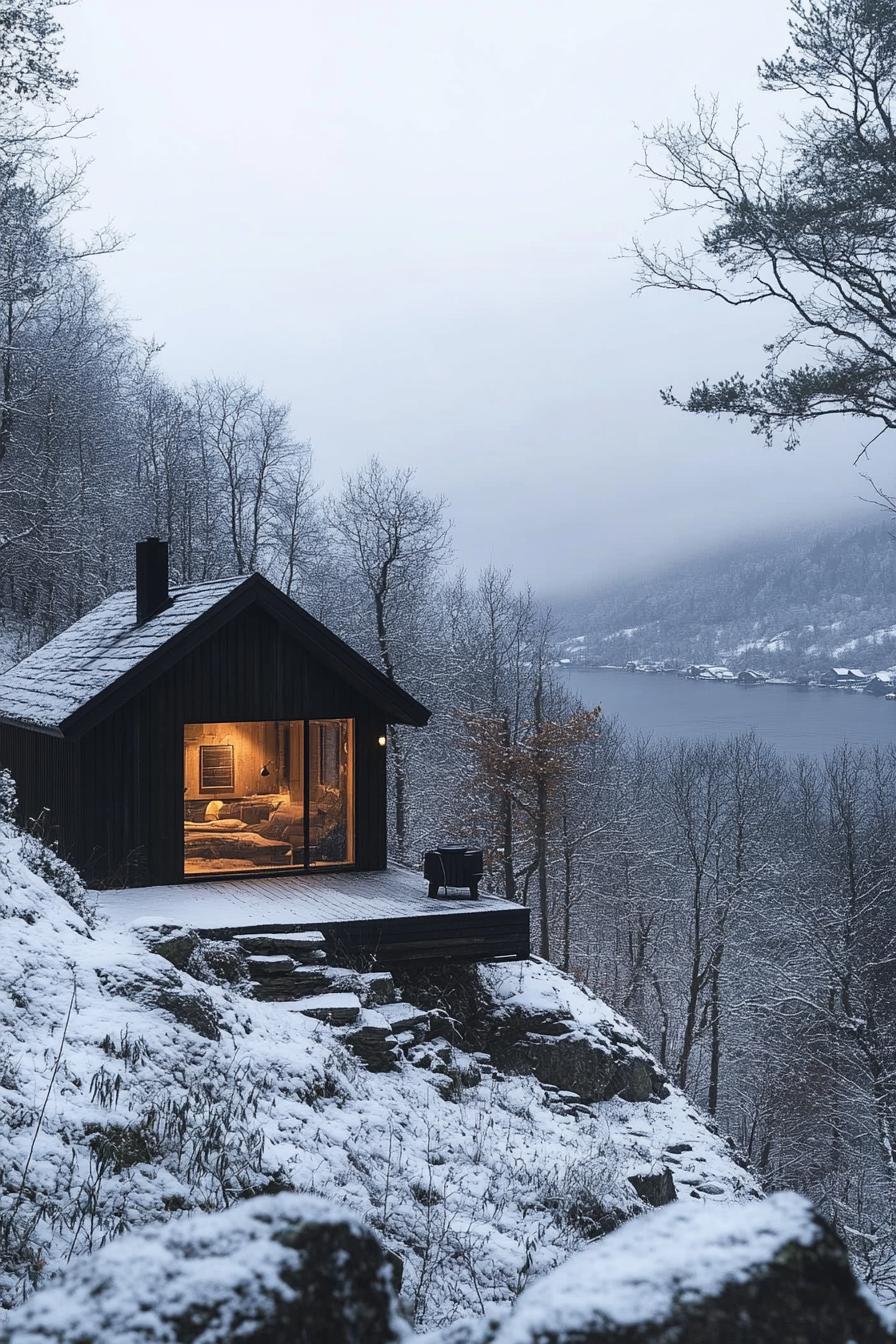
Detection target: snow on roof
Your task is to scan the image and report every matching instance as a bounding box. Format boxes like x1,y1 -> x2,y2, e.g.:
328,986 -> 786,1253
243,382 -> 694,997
830,667 -> 868,677
0,575 -> 247,730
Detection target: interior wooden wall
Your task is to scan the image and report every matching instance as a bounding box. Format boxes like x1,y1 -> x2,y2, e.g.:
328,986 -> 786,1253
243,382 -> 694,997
183,720 -> 284,799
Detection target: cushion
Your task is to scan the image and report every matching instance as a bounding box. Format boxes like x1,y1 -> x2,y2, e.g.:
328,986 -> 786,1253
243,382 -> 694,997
258,804 -> 304,840
184,819 -> 247,833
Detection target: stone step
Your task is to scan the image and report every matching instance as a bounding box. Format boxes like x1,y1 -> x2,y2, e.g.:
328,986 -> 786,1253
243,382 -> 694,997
235,931 -> 327,962
343,1009 -> 402,1072
311,966 -> 398,1009
378,1001 -> 430,1037
246,954 -> 296,978
407,1041 -> 450,1073
251,966 -> 331,1002
293,993 -> 362,1026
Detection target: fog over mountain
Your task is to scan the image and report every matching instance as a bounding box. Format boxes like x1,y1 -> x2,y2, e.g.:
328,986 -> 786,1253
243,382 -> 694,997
61,0 -> 874,590
555,517 -> 896,676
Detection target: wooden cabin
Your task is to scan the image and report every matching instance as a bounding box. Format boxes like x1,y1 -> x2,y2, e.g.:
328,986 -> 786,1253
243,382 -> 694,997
0,539 -> 430,889
819,667 -> 868,687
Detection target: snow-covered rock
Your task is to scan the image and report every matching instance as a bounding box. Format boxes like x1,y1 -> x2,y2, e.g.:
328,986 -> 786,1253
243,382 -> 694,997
0,1193 -> 408,1344
431,1193 -> 892,1343
396,959 -> 667,1104
4,1191 -> 889,1344
478,960 -> 666,1103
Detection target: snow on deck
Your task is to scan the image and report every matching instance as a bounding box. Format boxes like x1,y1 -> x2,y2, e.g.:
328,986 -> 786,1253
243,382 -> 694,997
95,863 -> 516,936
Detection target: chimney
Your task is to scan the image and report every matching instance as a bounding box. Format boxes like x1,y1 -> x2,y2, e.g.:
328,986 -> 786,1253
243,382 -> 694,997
136,537 -> 172,625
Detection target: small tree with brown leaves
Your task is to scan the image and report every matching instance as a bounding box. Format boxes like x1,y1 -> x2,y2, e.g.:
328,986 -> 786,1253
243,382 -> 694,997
462,686 -> 601,960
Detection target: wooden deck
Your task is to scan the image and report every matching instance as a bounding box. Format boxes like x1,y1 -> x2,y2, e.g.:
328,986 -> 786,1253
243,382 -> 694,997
95,865 -> 530,964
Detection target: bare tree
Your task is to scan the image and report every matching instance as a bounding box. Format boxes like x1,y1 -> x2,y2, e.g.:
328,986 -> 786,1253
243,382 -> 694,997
270,444 -> 316,599
327,456 -> 450,860
633,0 -> 896,453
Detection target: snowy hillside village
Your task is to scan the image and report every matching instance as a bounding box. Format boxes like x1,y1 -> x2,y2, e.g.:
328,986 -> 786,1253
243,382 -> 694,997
558,635 -> 896,697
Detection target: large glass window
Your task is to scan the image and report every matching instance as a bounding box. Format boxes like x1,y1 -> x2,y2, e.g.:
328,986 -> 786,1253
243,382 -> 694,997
182,718 -> 354,876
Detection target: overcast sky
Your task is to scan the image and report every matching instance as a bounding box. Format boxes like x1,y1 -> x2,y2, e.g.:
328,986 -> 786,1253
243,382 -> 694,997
63,1 -> 873,594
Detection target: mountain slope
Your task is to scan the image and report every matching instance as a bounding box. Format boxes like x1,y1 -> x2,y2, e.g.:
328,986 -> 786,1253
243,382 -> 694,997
0,817 -> 754,1333
557,518 -> 896,676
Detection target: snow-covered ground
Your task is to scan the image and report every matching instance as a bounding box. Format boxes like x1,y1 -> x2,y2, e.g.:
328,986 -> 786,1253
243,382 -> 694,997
0,822 -> 756,1332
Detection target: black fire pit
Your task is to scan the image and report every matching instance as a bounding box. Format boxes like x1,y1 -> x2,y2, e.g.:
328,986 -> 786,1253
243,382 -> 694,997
423,844 -> 483,899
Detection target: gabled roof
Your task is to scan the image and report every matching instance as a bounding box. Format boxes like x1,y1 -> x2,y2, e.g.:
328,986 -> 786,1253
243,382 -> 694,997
0,573 -> 430,736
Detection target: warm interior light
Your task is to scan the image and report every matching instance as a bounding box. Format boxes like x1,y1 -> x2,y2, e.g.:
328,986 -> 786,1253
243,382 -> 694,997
377,734 -> 387,747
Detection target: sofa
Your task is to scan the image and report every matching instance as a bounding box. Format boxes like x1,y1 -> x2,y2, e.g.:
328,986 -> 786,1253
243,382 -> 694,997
182,820 -> 292,867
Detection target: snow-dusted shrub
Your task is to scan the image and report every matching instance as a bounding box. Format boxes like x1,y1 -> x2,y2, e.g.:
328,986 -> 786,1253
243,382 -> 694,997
535,1136 -> 637,1240
18,835 -> 95,930
0,769 -> 95,930
85,1063 -> 269,1202
0,769 -> 16,823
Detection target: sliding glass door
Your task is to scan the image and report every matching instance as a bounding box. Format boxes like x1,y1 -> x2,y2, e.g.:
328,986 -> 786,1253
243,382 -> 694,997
182,718 -> 354,876
308,718 -> 354,866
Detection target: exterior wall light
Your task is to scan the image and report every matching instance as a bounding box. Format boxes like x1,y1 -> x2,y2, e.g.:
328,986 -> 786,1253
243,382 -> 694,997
377,734 -> 387,747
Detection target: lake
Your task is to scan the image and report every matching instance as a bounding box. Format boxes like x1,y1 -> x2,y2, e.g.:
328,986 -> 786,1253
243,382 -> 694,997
558,666 -> 896,759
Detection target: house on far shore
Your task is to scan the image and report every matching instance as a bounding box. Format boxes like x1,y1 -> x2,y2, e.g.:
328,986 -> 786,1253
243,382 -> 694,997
684,664 -> 735,681
736,669 -> 768,686
819,667 -> 869,686
864,670 -> 896,696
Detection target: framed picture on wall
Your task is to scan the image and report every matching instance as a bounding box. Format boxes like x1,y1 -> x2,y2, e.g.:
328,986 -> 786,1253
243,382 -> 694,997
199,743 -> 235,793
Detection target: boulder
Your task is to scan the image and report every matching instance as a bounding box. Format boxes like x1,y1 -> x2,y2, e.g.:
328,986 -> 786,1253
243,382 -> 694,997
0,1193 -> 407,1344
135,924 -> 200,970
151,984 -> 221,1040
627,1167 -> 676,1207
437,1192 -> 891,1344
393,960 -> 665,1105
97,958 -> 221,1041
493,1022 -> 660,1105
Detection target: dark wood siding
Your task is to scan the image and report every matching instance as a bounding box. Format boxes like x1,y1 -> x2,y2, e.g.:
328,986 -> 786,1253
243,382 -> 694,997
0,724 -> 80,861
75,605 -> 393,887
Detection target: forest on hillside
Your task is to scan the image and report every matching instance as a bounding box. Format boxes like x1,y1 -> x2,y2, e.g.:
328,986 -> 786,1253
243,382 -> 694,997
556,521 -> 896,676
1,0 -> 896,1314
